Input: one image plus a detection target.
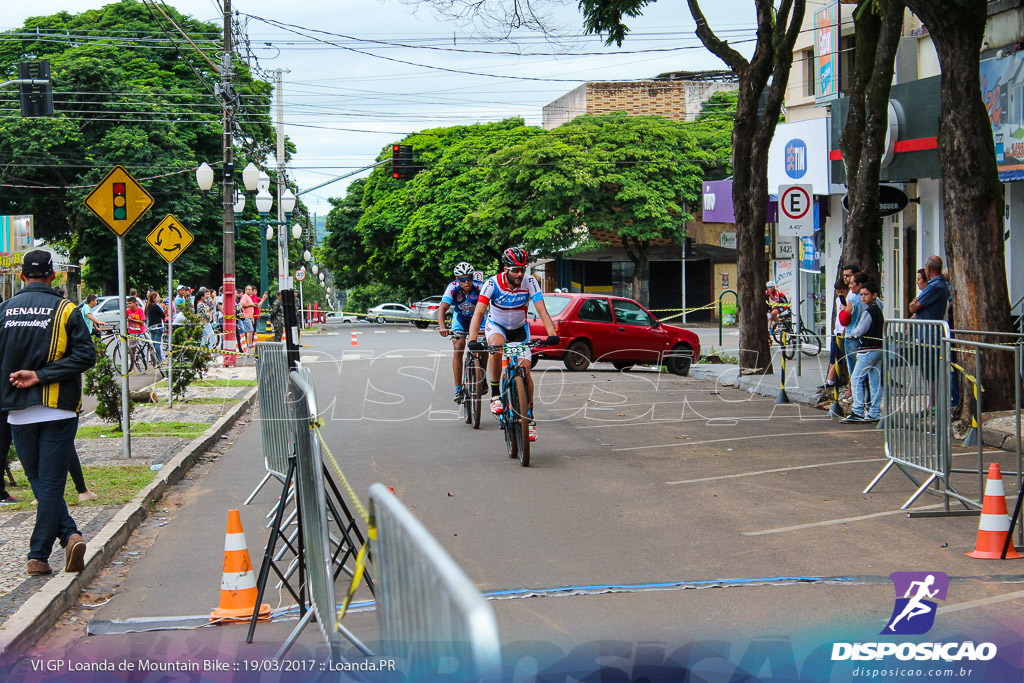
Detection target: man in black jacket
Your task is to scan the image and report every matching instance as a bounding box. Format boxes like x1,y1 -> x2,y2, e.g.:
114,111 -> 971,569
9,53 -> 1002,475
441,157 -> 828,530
0,250 -> 96,575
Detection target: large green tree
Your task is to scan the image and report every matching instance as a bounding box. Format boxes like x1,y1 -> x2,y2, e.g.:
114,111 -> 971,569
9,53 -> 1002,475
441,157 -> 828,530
0,0 -> 275,295
474,114 -> 707,302
901,0 -> 1015,414
581,0 -> 805,374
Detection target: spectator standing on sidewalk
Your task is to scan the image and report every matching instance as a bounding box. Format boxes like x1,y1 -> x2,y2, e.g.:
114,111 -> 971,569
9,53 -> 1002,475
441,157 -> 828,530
146,290 -> 165,362
842,280 -> 885,423
843,272 -> 868,399
908,256 -> 949,322
198,289 -> 216,348
0,250 -> 96,575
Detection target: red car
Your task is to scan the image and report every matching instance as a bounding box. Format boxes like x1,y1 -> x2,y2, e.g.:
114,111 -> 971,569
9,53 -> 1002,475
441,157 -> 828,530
526,293 -> 700,375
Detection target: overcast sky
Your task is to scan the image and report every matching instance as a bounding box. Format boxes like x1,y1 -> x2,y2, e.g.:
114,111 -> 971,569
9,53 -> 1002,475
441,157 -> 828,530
2,1 -> 759,218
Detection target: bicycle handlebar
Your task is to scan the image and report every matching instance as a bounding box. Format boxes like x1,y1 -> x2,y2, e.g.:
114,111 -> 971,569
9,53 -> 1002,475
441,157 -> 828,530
469,337 -> 558,353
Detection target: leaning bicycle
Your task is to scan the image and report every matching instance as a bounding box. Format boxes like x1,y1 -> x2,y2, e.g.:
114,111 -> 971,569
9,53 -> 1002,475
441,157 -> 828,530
452,333 -> 487,429
470,338 -> 554,467
770,304 -> 822,359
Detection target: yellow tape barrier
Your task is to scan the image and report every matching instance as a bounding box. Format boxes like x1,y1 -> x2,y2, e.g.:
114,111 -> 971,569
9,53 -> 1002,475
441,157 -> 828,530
311,422 -> 374,628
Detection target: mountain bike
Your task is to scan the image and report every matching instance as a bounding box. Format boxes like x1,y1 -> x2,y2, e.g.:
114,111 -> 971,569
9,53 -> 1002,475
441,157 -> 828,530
470,338 -> 554,467
451,332 -> 487,429
770,303 -> 822,360
100,328 -> 164,376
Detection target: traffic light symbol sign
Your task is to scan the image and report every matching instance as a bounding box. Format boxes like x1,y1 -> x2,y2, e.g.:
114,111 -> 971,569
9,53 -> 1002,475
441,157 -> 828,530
113,183 -> 127,220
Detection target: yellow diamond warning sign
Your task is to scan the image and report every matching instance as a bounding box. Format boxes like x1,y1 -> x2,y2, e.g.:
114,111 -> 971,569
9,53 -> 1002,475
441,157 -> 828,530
84,165 -> 154,237
146,215 -> 194,264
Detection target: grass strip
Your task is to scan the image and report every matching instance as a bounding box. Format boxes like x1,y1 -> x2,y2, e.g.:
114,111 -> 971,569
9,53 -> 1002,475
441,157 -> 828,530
194,379 -> 257,387
77,421 -> 207,439
0,465 -> 156,511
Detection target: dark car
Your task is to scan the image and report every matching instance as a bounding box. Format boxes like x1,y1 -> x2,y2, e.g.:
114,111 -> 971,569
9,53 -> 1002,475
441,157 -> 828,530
526,293 -> 700,375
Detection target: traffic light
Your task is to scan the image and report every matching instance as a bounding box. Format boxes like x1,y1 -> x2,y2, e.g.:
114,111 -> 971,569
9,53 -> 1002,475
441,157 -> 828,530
17,61 -> 53,118
112,182 -> 128,221
684,236 -> 696,259
392,144 -> 413,179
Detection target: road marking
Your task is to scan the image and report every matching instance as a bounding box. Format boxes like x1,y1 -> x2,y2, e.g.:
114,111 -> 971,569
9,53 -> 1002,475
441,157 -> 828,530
374,330 -> 387,334
937,590 -> 1024,615
300,355 -> 319,362
742,504 -> 946,536
613,430 -> 847,451
327,332 -> 340,336
398,330 -> 410,333
666,458 -> 885,485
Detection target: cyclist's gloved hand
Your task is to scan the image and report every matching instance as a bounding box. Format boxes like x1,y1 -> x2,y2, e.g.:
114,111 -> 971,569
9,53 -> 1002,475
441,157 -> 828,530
468,340 -> 486,351
543,335 -> 559,346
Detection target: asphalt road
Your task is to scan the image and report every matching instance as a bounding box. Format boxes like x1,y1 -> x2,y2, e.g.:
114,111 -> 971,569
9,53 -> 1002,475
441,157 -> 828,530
16,322 -> 1024,679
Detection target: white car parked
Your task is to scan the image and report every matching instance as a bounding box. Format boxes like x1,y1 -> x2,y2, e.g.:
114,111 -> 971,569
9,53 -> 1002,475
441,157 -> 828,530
366,302 -> 417,324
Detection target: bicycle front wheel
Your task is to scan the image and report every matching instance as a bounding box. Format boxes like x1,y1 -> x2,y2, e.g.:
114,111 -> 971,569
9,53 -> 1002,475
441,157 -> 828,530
132,345 -> 148,373
470,357 -> 483,430
502,378 -> 518,459
781,332 -> 796,361
770,322 -> 787,346
510,374 -> 530,467
799,327 -> 823,357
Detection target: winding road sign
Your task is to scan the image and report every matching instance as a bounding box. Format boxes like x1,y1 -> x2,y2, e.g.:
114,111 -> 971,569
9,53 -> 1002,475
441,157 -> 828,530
146,215 -> 194,264
84,165 -> 154,237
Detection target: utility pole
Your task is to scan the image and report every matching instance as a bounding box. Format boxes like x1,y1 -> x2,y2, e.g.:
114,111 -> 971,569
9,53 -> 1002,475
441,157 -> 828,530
272,68 -> 300,368
275,69 -> 289,293
220,0 -> 239,366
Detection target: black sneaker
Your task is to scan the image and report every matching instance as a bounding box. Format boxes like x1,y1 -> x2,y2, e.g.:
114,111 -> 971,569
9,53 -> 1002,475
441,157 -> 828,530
0,492 -> 19,505
840,413 -> 866,424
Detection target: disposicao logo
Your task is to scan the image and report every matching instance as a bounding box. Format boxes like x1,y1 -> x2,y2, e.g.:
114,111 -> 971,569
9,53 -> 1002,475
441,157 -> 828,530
883,571 -> 948,635
831,571 -> 998,663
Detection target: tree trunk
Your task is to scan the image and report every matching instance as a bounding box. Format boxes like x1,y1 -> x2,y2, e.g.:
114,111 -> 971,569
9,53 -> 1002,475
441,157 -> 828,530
622,236 -> 650,305
687,0 -> 805,374
905,0 -> 1015,413
839,0 -> 904,286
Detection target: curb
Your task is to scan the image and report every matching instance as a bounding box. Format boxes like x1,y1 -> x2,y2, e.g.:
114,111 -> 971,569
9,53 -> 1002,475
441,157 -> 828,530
0,386 -> 259,661
689,364 -> 822,405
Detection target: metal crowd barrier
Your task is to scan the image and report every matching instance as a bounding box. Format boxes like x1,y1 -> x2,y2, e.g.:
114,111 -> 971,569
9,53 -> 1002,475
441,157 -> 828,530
246,342 -> 291,505
865,318 -> 952,510
868,321 -> 1024,534
369,483 -> 501,679
277,367 -> 346,661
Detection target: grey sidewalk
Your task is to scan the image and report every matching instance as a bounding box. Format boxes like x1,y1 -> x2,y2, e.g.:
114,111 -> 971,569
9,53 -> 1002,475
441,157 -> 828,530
0,365 -> 259,661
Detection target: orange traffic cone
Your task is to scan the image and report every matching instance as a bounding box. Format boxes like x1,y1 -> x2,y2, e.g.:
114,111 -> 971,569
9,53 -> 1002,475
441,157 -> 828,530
966,464 -> 1023,559
211,509 -> 272,622
350,329 -> 359,347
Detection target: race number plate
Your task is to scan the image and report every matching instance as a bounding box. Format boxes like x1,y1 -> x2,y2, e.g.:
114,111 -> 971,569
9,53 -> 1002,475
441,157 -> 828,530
503,342 -> 526,358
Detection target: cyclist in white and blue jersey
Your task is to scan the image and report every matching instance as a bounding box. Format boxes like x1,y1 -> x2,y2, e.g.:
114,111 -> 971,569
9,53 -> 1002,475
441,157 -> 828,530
438,262 -> 487,404
467,247 -> 558,442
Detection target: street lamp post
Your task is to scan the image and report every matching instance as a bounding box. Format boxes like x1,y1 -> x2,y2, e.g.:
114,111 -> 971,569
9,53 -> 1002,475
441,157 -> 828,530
196,161 -> 260,365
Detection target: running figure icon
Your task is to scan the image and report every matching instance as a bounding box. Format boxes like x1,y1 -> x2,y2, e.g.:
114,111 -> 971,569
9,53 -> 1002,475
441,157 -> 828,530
882,571 -> 948,635
887,575 -> 938,632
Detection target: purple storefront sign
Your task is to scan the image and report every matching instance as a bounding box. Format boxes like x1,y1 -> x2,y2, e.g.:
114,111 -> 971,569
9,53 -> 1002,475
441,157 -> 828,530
702,180 -> 779,224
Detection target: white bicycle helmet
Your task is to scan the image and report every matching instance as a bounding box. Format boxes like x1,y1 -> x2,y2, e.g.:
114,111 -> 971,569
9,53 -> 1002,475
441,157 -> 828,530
453,262 -> 474,277
766,280 -> 777,288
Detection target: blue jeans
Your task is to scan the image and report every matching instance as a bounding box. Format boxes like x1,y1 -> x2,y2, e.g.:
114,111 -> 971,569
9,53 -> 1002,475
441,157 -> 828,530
11,417 -> 80,562
149,326 -> 164,362
851,350 -> 883,419
202,323 -> 216,348
845,337 -> 860,376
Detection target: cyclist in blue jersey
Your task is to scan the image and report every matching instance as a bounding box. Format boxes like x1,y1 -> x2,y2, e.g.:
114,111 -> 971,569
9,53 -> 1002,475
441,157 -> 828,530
438,262 -> 487,404
467,247 -> 558,442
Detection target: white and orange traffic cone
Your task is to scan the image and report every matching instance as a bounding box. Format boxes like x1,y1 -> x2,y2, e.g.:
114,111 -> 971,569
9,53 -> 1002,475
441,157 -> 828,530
966,464 -> 1023,560
350,329 -> 359,347
211,509 -> 272,622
